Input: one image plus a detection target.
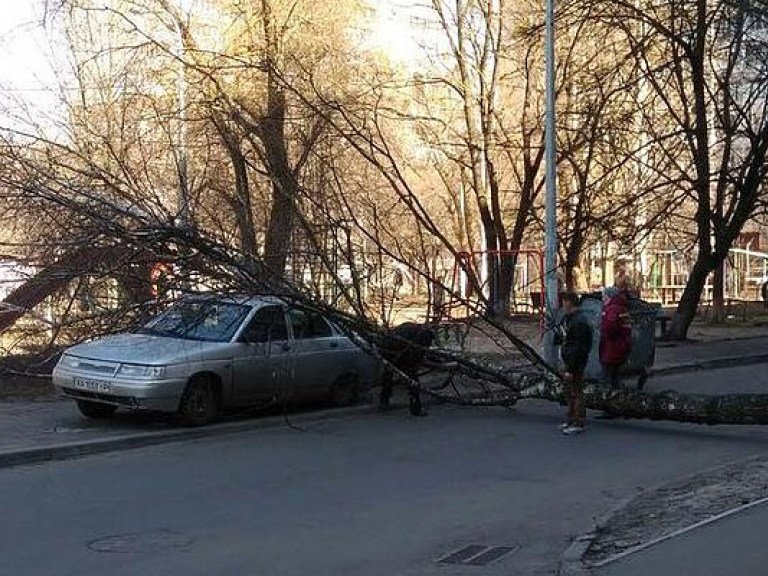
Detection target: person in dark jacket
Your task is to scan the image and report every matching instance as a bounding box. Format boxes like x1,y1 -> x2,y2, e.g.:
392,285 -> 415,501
558,292 -> 593,435
599,285 -> 631,390
378,321 -> 435,416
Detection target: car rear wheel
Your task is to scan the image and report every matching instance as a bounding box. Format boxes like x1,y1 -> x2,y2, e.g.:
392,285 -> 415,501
329,374 -> 359,407
76,400 -> 118,419
179,375 -> 219,426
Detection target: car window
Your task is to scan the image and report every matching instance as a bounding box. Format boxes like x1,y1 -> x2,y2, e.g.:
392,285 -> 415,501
139,300 -> 249,342
288,309 -> 333,339
240,305 -> 289,343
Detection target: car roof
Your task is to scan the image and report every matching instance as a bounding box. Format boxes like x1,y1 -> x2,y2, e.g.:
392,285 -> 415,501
182,293 -> 288,307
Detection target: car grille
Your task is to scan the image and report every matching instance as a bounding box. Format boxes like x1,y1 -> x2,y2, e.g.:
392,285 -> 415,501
69,359 -> 119,375
61,387 -> 136,406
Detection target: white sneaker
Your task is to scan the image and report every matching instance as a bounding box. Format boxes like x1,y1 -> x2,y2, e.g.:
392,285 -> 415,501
559,422 -> 569,430
562,425 -> 585,435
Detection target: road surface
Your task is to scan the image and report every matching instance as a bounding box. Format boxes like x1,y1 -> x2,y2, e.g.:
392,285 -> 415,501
5,364 -> 768,576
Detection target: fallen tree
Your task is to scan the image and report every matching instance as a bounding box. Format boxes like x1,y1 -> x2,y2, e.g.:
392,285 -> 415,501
427,362 -> 768,426
405,321 -> 768,426
3,218 -> 768,426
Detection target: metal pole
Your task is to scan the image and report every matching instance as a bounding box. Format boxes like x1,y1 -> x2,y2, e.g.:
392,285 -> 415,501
175,19 -> 190,229
543,0 -> 559,368
173,9 -> 191,295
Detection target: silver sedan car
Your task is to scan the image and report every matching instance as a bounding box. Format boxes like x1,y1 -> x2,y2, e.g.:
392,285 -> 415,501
52,295 -> 379,425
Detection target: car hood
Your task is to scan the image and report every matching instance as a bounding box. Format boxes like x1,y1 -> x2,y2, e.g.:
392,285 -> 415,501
65,333 -> 232,365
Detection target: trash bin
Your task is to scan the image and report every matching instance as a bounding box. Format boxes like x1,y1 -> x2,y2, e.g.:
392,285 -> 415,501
577,293 -> 656,384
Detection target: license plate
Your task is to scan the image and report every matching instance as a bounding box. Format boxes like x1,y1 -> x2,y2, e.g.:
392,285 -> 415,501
72,377 -> 112,393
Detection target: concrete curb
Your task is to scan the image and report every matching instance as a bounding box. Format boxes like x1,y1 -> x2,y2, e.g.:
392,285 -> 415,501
558,491 -> 644,576
651,352 -> 768,377
558,452 -> 768,575
558,346 -> 768,576
560,533 -> 597,575
556,346 -> 768,575
0,402 -> 381,470
559,486 -> 643,576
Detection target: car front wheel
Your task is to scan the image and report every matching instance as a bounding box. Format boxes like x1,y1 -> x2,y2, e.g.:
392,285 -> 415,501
76,400 -> 118,419
178,375 -> 219,426
328,374 -> 359,407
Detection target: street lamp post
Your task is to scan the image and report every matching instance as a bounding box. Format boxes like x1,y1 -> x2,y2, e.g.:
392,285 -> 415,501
543,0 -> 559,368
174,16 -> 190,229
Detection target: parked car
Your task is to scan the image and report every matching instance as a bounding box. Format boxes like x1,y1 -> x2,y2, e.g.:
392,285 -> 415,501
52,295 -> 379,425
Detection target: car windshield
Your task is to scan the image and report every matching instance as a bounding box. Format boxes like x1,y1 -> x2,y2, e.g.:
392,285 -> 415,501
136,300 -> 250,342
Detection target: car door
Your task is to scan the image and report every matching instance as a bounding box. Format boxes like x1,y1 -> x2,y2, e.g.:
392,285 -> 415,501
231,305 -> 293,405
287,308 -> 347,400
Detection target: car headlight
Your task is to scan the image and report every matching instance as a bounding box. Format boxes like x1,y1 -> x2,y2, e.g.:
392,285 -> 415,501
58,354 -> 81,369
117,364 -> 166,378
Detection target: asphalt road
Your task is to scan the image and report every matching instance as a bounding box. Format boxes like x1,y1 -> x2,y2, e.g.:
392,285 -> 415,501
6,362 -> 768,576
583,363 -> 768,576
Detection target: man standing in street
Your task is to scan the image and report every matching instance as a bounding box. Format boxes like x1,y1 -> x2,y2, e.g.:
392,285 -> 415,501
558,292 -> 593,435
378,321 -> 435,416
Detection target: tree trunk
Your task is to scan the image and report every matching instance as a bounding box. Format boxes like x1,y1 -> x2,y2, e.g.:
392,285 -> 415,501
215,120 -> 258,269
658,257 -> 713,339
258,0 -> 298,278
563,226 -> 585,292
260,84 -> 298,277
711,261 -> 725,323
423,344 -> 768,427
527,381 -> 768,426
0,245 -> 145,333
478,197 -> 502,315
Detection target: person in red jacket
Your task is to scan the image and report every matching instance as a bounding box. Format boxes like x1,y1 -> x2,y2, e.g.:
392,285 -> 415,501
600,285 -> 632,390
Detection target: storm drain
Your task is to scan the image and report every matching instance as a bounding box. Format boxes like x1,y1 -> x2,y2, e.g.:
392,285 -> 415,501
436,544 -> 517,566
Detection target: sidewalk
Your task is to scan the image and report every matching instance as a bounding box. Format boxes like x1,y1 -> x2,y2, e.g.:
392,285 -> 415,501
595,497 -> 768,576
654,331 -> 768,373
2,322 -> 768,469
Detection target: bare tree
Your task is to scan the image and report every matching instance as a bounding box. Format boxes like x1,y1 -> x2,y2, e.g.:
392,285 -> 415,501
581,0 -> 768,338
4,0 -> 768,427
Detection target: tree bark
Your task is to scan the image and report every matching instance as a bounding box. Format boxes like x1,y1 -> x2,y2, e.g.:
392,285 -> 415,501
214,118 -> 258,269
666,257 -> 713,339
425,351 -> 768,427
528,381 -> 768,426
711,261 -> 725,323
258,0 -> 298,278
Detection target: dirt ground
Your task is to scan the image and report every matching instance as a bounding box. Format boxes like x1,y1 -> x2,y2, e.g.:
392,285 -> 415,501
0,374 -> 55,401
0,351 -> 58,401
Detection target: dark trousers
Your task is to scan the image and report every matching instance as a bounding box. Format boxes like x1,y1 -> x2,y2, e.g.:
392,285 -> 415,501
566,374 -> 586,427
379,367 -> 424,416
602,363 -> 624,390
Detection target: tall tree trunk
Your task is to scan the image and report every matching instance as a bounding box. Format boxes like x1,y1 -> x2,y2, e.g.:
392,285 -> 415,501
711,262 -> 725,323
486,161 -> 512,316
478,196 -> 501,313
259,0 -> 297,277
215,120 -> 258,269
666,257 -> 713,339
